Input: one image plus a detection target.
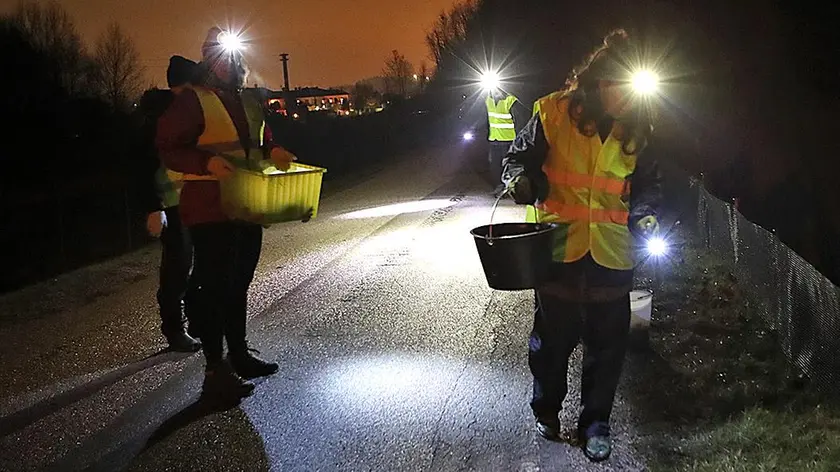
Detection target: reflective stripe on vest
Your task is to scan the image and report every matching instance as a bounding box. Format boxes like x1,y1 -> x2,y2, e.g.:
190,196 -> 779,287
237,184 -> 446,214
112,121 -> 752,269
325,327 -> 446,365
538,200 -> 629,225
531,92 -> 638,270
486,95 -> 518,142
541,167 -> 630,196
165,86 -> 267,183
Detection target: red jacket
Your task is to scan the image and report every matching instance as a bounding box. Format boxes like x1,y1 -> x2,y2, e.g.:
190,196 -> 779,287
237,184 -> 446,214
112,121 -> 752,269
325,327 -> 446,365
156,86 -> 275,227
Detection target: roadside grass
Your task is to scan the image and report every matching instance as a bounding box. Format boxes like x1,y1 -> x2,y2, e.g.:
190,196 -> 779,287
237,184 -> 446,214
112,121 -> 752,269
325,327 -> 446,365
626,232 -> 840,472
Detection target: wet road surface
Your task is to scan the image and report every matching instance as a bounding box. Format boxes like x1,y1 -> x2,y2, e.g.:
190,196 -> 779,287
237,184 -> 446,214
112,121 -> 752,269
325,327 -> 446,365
0,145 -> 646,471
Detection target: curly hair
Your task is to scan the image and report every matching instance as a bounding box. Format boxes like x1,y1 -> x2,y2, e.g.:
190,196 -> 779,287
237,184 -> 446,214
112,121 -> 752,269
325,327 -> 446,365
563,29 -> 654,155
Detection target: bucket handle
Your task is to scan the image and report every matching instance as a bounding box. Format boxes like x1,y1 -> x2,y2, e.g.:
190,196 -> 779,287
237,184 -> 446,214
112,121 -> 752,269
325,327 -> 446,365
633,290 -> 654,302
487,184 -> 513,244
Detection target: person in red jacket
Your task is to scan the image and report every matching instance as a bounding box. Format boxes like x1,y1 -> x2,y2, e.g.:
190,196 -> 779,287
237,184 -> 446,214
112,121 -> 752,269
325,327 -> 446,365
156,27 -> 295,402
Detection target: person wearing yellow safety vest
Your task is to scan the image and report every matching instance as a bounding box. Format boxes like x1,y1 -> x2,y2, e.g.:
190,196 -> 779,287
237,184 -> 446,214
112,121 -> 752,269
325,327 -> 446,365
486,87 -> 528,196
501,29 -> 662,462
139,55 -> 202,353
157,27 -> 297,403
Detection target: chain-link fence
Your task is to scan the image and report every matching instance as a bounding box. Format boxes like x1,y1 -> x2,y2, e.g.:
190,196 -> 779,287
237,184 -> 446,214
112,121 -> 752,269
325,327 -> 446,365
667,166 -> 840,390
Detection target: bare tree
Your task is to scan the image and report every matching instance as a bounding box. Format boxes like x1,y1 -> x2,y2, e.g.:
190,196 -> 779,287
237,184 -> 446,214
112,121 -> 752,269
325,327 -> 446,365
351,81 -> 380,112
418,61 -> 431,93
12,0 -> 87,94
94,22 -> 145,110
425,0 -> 477,68
382,50 -> 414,99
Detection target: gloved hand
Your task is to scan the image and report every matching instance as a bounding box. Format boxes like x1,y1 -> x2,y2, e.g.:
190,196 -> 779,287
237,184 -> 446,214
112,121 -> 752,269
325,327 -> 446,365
207,155 -> 235,179
509,175 -> 535,205
636,215 -> 660,236
147,211 -> 167,238
270,146 -> 297,171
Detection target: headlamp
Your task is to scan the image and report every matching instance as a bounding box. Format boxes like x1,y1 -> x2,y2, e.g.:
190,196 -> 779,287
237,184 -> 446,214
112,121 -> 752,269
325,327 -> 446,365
631,70 -> 659,96
480,71 -> 501,92
218,31 -> 243,53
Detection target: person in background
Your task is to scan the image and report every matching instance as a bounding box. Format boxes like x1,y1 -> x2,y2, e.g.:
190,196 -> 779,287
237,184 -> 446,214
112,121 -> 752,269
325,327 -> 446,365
485,86 -> 529,196
138,55 -> 201,352
156,27 -> 296,403
502,29 -> 662,462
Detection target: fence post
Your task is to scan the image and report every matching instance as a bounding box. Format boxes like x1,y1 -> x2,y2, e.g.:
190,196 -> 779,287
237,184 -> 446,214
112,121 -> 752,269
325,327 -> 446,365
730,201 -> 739,264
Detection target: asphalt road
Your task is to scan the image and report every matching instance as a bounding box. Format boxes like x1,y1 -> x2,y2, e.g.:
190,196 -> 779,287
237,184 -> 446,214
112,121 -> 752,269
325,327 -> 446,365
0,144 -> 647,472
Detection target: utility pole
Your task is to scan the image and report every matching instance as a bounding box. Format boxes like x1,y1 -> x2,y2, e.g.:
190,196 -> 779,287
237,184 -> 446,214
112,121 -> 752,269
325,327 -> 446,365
279,53 -> 290,92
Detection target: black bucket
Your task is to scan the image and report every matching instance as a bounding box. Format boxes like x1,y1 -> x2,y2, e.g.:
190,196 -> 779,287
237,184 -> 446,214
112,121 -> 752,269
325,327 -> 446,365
470,222 -> 560,291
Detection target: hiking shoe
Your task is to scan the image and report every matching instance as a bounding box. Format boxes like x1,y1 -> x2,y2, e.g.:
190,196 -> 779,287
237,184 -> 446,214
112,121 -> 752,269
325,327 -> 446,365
201,361 -> 255,404
580,422 -> 612,462
535,414 -> 561,441
165,330 -> 202,353
229,348 -> 279,379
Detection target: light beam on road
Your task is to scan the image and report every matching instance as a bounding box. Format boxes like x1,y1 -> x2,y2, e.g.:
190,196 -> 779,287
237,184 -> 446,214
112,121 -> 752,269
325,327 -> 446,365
320,355 -> 481,416
337,200 -> 455,220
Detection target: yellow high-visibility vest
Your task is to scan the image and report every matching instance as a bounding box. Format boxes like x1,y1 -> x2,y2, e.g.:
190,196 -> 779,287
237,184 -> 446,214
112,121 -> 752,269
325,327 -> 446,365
486,95 -> 518,142
526,92 -> 637,270
166,86 -> 266,183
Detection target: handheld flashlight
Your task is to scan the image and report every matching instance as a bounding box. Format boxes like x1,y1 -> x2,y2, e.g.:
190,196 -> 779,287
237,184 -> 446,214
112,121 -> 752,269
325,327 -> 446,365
463,131 -> 474,141
646,236 -> 668,257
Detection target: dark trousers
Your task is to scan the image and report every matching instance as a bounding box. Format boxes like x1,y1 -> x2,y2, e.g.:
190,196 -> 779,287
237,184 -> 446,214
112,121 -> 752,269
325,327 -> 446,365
487,141 -> 511,190
190,221 -> 263,366
157,206 -> 199,337
529,267 -> 631,434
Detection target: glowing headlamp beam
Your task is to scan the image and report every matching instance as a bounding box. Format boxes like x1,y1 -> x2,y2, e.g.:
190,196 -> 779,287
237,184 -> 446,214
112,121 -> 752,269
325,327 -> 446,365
218,31 -> 243,53
480,71 -> 501,91
631,70 -> 659,96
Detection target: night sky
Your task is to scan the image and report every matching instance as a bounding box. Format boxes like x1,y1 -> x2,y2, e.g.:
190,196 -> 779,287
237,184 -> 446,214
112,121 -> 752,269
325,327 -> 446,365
0,0 -> 456,89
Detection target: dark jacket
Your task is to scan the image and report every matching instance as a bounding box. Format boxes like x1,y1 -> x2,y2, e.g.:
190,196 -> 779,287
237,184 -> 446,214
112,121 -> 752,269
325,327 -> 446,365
136,88 -> 176,213
510,99 -> 530,137
501,111 -> 662,234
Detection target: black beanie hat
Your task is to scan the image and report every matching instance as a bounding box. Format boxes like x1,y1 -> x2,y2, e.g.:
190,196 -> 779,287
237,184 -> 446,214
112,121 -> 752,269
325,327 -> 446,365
167,55 -> 198,88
